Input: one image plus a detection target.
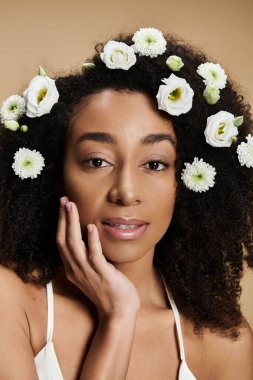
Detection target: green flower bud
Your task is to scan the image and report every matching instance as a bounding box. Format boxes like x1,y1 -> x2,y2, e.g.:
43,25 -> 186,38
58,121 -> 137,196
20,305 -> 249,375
21,125 -> 29,132
4,120 -> 20,131
203,85 -> 220,105
166,56 -> 184,72
233,116 -> 244,127
82,62 -> 95,70
231,136 -> 238,143
39,66 -> 47,76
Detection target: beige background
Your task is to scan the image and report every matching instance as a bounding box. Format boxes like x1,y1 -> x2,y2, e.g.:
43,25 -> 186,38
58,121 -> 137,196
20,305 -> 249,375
1,0 -> 253,329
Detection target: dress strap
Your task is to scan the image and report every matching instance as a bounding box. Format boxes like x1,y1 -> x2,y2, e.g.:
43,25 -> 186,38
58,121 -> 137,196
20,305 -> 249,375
46,281 -> 54,343
160,272 -> 186,361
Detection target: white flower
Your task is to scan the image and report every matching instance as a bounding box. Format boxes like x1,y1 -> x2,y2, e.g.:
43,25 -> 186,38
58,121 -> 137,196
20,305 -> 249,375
12,147 -> 45,179
181,157 -> 216,192
197,62 -> 227,89
132,27 -> 167,57
1,95 -> 26,123
156,74 -> 194,116
100,41 -> 136,70
166,55 -> 184,71
203,85 -> 220,105
4,120 -> 20,131
23,75 -> 59,118
205,111 -> 239,147
237,134 -> 253,168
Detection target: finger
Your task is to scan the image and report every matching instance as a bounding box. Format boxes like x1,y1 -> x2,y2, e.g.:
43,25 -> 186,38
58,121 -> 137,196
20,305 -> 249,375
87,223 -> 108,275
56,196 -> 75,269
65,201 -> 92,270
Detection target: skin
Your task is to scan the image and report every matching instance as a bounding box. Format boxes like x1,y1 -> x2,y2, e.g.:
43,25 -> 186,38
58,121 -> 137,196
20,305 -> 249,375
61,89 -> 177,309
0,89 -> 252,380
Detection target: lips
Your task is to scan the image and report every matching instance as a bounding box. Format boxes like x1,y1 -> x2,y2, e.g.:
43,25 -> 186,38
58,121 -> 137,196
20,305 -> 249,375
101,217 -> 149,240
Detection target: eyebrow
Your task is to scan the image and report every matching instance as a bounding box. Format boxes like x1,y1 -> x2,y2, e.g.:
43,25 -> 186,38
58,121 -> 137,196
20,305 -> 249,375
75,132 -> 176,147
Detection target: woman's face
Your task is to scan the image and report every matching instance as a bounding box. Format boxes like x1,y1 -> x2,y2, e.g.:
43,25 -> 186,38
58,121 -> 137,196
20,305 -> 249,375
63,89 -> 177,263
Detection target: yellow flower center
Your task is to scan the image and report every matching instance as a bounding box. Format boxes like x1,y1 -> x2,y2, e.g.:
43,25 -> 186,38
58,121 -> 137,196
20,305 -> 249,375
218,122 -> 226,135
168,88 -> 182,102
37,87 -> 48,104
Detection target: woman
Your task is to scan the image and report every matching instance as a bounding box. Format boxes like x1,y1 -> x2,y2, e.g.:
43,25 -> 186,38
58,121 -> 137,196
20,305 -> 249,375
0,27 -> 252,379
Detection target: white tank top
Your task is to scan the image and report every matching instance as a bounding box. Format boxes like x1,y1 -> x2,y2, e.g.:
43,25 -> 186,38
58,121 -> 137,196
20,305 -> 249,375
34,274 -> 197,380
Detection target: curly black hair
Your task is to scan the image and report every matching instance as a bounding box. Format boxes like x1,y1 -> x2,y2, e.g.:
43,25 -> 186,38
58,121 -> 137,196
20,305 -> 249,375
0,31 -> 252,338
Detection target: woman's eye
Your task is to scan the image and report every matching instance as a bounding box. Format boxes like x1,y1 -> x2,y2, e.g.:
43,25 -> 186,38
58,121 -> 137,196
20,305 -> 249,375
146,160 -> 169,171
81,157 -> 111,168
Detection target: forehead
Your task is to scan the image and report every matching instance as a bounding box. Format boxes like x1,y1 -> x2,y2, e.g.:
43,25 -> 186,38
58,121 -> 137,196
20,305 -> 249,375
68,89 -> 176,143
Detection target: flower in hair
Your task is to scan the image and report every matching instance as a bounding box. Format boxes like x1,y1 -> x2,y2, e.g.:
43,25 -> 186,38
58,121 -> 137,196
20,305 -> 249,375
204,111 -> 240,147
156,74 -> 194,116
181,158 -> 216,192
82,62 -> 95,70
100,41 -> 136,70
0,95 -> 26,123
197,62 -> 227,89
132,27 -> 167,57
203,85 -> 220,105
23,68 -> 59,118
237,134 -> 253,168
166,55 -> 184,71
12,147 -> 45,179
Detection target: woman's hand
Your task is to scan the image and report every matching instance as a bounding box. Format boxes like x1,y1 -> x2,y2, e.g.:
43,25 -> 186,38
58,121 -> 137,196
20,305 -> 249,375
56,196 -> 141,321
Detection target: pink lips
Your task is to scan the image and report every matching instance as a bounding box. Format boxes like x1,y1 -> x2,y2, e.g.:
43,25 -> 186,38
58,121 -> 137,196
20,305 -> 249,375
101,217 -> 148,240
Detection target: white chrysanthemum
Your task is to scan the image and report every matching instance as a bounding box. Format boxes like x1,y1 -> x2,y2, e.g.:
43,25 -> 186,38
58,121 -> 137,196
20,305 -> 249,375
197,62 -> 227,89
23,75 -> 59,118
1,95 -> 26,123
237,134 -> 253,168
181,157 -> 216,192
100,41 -> 136,70
132,27 -> 167,57
12,148 -> 45,179
205,111 -> 239,147
156,74 -> 194,116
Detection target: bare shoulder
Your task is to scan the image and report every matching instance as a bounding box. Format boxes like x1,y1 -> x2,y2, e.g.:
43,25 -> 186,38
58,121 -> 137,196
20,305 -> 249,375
204,321 -> 253,379
0,264 -> 40,378
0,264 -> 31,331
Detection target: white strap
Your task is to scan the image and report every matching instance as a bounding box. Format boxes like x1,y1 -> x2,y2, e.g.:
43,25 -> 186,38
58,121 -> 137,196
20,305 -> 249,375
46,281 -> 54,343
160,272 -> 186,361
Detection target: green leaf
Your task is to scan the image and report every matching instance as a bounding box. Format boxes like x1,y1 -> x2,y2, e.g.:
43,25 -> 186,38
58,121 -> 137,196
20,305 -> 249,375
233,116 -> 244,127
39,66 -> 47,76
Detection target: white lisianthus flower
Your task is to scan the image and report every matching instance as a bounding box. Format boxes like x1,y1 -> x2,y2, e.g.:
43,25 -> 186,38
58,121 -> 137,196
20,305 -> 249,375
237,134 -> 253,168
132,27 -> 167,57
203,85 -> 220,105
100,41 -> 136,70
181,157 -> 216,192
197,62 -> 227,89
204,111 -> 239,147
4,120 -> 20,131
23,75 -> 59,118
156,74 -> 194,116
12,147 -> 45,179
1,95 -> 26,123
166,55 -> 184,71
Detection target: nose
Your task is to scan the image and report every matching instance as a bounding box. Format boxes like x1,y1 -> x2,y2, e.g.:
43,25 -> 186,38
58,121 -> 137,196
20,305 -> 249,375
107,165 -> 142,206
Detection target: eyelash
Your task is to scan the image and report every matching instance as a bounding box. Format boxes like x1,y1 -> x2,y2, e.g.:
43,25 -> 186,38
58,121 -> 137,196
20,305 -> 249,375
81,155 -> 170,171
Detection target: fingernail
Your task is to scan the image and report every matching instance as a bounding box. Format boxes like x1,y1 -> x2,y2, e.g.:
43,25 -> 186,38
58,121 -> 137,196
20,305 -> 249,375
87,224 -> 93,233
66,202 -> 72,213
60,196 -> 68,207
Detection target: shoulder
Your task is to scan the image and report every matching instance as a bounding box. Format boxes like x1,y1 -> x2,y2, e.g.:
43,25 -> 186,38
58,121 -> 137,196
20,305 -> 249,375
205,321 -> 253,379
181,315 -> 253,379
0,264 -> 30,329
